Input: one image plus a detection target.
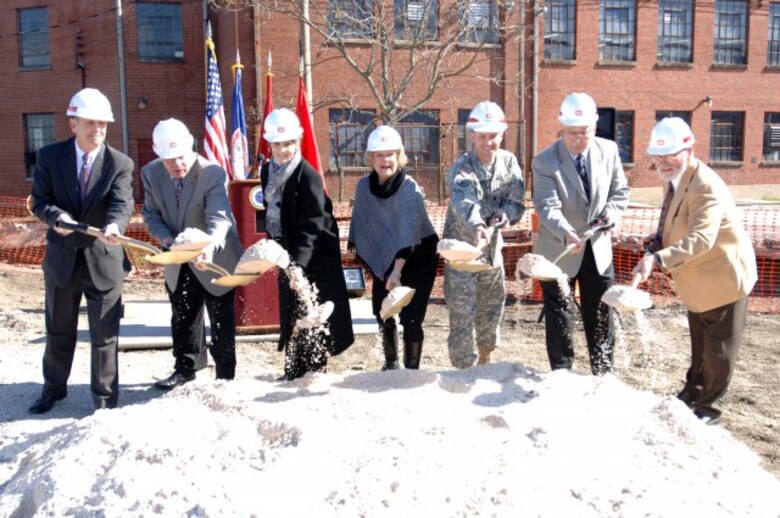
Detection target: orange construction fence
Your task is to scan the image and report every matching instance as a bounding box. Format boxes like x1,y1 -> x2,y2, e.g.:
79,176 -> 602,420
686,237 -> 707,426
3,196 -> 778,313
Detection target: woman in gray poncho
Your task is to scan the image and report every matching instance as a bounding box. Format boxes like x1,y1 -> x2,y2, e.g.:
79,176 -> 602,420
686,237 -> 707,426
348,126 -> 439,370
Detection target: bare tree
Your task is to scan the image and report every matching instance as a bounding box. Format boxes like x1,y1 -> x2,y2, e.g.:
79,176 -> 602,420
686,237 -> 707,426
212,0 -> 525,125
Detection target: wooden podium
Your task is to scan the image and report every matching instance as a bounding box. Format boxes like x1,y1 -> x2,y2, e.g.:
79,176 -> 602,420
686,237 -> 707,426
228,180 -> 280,334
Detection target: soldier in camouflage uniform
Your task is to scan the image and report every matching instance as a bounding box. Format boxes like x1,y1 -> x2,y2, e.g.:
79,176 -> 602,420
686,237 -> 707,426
443,101 -> 526,368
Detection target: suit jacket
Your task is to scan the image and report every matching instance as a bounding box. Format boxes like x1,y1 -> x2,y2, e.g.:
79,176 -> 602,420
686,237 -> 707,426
141,155 -> 243,296
656,159 -> 757,313
532,137 -> 630,277
260,159 -> 354,355
31,138 -> 134,291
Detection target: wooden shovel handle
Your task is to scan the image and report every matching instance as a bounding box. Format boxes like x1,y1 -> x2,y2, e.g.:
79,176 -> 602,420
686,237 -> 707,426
56,221 -> 161,255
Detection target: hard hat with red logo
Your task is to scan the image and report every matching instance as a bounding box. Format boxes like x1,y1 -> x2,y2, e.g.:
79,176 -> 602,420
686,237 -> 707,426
366,125 -> 404,152
152,118 -> 194,159
466,101 -> 508,133
558,92 -> 599,127
66,88 -> 115,122
647,117 -> 695,155
263,108 -> 303,143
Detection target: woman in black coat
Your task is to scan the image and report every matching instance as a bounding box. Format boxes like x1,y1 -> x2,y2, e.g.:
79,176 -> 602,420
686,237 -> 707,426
259,108 -> 353,380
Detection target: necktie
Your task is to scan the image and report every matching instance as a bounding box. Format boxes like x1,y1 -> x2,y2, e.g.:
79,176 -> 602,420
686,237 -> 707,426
174,178 -> 183,205
79,154 -> 90,201
650,184 -> 675,252
575,154 -> 590,201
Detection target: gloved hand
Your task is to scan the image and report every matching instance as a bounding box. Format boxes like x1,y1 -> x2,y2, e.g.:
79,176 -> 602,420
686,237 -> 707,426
55,213 -> 77,235
489,211 -> 508,227
192,243 -> 215,271
386,268 -> 402,291
564,229 -> 584,254
99,223 -> 122,245
473,224 -> 490,249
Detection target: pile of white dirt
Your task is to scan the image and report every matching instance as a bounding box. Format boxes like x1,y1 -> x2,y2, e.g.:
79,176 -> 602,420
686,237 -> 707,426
236,239 -> 290,274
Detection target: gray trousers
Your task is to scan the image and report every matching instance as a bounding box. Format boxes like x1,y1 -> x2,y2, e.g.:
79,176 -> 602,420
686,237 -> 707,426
443,264 -> 505,368
42,252 -> 122,409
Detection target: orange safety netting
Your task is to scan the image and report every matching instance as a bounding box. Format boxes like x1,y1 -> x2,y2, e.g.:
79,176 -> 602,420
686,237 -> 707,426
3,196 -> 778,313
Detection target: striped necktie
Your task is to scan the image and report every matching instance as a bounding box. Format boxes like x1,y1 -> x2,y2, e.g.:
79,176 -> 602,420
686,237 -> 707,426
575,153 -> 590,202
649,184 -> 675,252
79,154 -> 91,201
174,178 -> 183,205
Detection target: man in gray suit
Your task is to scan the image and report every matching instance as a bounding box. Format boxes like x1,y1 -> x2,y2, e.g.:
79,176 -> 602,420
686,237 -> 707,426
532,92 -> 630,375
141,119 -> 243,388
29,88 -> 134,413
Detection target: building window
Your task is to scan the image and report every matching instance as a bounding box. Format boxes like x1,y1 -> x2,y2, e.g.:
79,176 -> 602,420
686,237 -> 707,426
329,109 -> 375,169
544,0 -> 576,61
599,0 -> 636,62
655,111 -> 692,128
657,0 -> 693,63
768,3 -> 780,66
329,0 -> 375,40
459,0 -> 500,45
714,0 -> 748,65
397,111 -> 440,166
24,113 -> 55,180
394,0 -> 438,42
762,113 -> 780,162
615,111 -> 634,163
18,7 -> 50,69
137,2 -> 183,61
457,109 -> 472,156
710,112 -> 744,162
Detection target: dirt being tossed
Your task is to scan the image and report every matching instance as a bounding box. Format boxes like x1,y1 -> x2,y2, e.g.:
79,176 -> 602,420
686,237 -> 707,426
602,285 -> 653,313
235,239 -> 290,274
516,253 -> 566,281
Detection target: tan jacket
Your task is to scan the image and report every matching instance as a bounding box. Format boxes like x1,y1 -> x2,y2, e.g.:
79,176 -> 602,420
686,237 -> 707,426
656,159 -> 757,313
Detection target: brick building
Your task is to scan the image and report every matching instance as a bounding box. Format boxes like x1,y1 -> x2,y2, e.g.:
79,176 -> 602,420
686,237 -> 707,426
3,0 -> 779,203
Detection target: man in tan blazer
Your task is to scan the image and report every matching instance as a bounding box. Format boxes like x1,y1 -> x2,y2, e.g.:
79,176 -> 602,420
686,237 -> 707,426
533,92 -> 630,375
633,117 -> 757,425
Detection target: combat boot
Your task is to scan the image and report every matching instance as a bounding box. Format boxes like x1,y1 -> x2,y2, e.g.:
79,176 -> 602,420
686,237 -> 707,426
403,339 -> 422,369
477,345 -> 495,365
381,319 -> 400,370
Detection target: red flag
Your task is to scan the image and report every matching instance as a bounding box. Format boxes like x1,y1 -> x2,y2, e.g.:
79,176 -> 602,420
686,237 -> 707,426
255,70 -> 273,170
296,75 -> 326,194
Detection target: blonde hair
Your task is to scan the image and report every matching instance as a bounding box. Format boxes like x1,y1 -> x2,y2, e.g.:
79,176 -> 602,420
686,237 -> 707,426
364,149 -> 408,169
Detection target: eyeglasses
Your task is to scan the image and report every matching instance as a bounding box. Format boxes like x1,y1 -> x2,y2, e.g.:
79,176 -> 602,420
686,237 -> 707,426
651,148 -> 688,161
562,128 -> 595,137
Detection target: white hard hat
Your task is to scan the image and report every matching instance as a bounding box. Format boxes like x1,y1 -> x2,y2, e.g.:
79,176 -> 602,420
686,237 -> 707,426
558,92 -> 598,127
152,118 -> 194,159
647,117 -> 695,155
466,101 -> 508,133
263,108 -> 303,143
367,126 -> 403,152
66,88 -> 115,122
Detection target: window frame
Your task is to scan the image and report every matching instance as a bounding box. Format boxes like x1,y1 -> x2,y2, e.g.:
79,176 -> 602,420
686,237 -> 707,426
18,7 -> 50,70
598,0 -> 637,63
458,0 -> 500,46
762,112 -> 780,162
615,110 -> 634,164
655,111 -> 693,128
24,113 -> 56,181
657,0 -> 693,64
136,2 -> 184,62
709,111 -> 745,163
713,0 -> 749,66
544,0 -> 577,61
329,109 -> 376,170
328,0 -> 376,41
396,110 -> 440,167
394,0 -> 439,42
768,3 -> 780,67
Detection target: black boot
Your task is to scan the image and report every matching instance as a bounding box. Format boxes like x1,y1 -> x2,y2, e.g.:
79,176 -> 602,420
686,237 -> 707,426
381,319 -> 400,370
403,339 -> 422,369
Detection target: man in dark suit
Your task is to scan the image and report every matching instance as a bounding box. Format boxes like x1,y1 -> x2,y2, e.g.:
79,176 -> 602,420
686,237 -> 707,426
141,119 -> 243,389
532,92 -> 630,375
29,88 -> 134,413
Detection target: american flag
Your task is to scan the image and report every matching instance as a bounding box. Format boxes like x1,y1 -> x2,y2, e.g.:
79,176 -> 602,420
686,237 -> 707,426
204,26 -> 230,176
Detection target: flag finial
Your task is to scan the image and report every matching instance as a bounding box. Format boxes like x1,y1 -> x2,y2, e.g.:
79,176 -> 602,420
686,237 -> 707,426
267,51 -> 272,71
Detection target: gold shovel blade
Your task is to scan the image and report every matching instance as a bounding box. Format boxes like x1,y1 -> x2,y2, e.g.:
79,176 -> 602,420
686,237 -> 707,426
146,249 -> 204,265
211,274 -> 260,287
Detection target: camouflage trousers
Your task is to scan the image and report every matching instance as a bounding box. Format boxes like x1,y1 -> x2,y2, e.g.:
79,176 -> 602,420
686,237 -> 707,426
443,264 -> 506,369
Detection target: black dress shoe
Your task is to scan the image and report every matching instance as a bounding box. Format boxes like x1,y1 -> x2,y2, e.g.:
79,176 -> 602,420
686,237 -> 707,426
154,371 -> 196,390
676,389 -> 697,407
29,392 -> 67,414
694,407 -> 722,426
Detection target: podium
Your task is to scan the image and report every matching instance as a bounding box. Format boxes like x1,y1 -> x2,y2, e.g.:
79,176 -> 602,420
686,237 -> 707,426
228,180 -> 280,333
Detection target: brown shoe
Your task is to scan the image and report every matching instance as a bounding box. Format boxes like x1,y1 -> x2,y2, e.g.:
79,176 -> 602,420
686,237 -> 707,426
477,346 -> 495,365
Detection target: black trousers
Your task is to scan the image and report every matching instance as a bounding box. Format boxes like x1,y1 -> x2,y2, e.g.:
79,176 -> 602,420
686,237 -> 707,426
371,243 -> 438,343
167,264 -> 236,379
42,251 -> 122,409
683,296 -> 749,416
540,241 -> 614,375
